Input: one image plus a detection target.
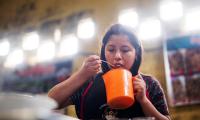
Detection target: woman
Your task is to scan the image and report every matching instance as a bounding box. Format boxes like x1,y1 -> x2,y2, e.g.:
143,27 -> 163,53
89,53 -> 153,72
48,24 -> 170,120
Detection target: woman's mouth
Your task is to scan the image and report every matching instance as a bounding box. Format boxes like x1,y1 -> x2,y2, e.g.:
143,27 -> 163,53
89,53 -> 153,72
113,63 -> 123,68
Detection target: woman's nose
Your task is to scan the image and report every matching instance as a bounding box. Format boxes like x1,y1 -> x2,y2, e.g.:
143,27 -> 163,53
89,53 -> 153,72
114,51 -> 122,60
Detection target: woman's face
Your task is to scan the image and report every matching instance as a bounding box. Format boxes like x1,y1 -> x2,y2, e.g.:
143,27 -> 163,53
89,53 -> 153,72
105,34 -> 136,70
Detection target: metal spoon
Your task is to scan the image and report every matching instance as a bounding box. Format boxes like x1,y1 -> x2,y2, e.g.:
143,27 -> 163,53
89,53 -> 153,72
101,60 -> 114,67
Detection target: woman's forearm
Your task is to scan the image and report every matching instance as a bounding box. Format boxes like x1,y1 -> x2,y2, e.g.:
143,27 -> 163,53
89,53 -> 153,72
48,69 -> 88,108
139,97 -> 170,120
48,55 -> 101,108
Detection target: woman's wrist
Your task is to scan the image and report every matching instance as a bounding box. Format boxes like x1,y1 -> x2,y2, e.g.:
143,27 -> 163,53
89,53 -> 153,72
138,96 -> 149,104
77,68 -> 91,81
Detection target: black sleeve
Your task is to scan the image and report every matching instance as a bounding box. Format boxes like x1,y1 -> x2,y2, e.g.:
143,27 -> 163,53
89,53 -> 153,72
148,77 -> 169,115
69,80 -> 90,105
69,80 -> 91,118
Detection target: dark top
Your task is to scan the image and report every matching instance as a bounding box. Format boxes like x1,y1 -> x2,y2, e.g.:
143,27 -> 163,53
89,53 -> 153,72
70,72 -> 169,119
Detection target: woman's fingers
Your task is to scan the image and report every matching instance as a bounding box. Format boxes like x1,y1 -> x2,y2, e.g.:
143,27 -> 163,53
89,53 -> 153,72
79,55 -> 102,79
86,64 -> 101,71
83,55 -> 102,73
133,78 -> 143,87
85,60 -> 101,69
133,76 -> 146,101
134,84 -> 143,93
86,55 -> 101,67
87,55 -> 100,62
88,59 -> 101,66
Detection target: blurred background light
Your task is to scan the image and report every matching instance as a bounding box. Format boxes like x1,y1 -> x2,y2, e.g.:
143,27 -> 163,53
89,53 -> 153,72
160,0 -> 183,22
77,18 -> 95,40
183,8 -> 200,33
4,49 -> 24,68
59,34 -> 79,57
138,18 -> 162,41
118,9 -> 138,28
22,32 -> 40,51
54,28 -> 61,42
36,40 -> 55,62
0,39 -> 10,56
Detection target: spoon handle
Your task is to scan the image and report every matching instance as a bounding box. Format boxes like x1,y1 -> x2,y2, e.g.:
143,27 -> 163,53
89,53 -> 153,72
101,60 -> 114,67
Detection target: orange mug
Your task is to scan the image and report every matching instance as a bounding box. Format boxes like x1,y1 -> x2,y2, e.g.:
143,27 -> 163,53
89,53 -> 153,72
103,68 -> 134,109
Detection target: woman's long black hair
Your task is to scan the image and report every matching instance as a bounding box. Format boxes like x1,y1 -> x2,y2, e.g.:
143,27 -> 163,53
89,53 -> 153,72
100,24 -> 142,76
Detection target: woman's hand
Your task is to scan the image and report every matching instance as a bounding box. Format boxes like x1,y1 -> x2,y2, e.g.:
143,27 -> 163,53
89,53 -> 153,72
79,55 -> 102,80
133,75 -> 147,103
133,76 -> 170,120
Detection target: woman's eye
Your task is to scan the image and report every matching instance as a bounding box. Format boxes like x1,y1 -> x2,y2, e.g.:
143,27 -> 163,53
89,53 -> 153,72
121,47 -> 130,53
106,46 -> 115,52
108,48 -> 115,52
